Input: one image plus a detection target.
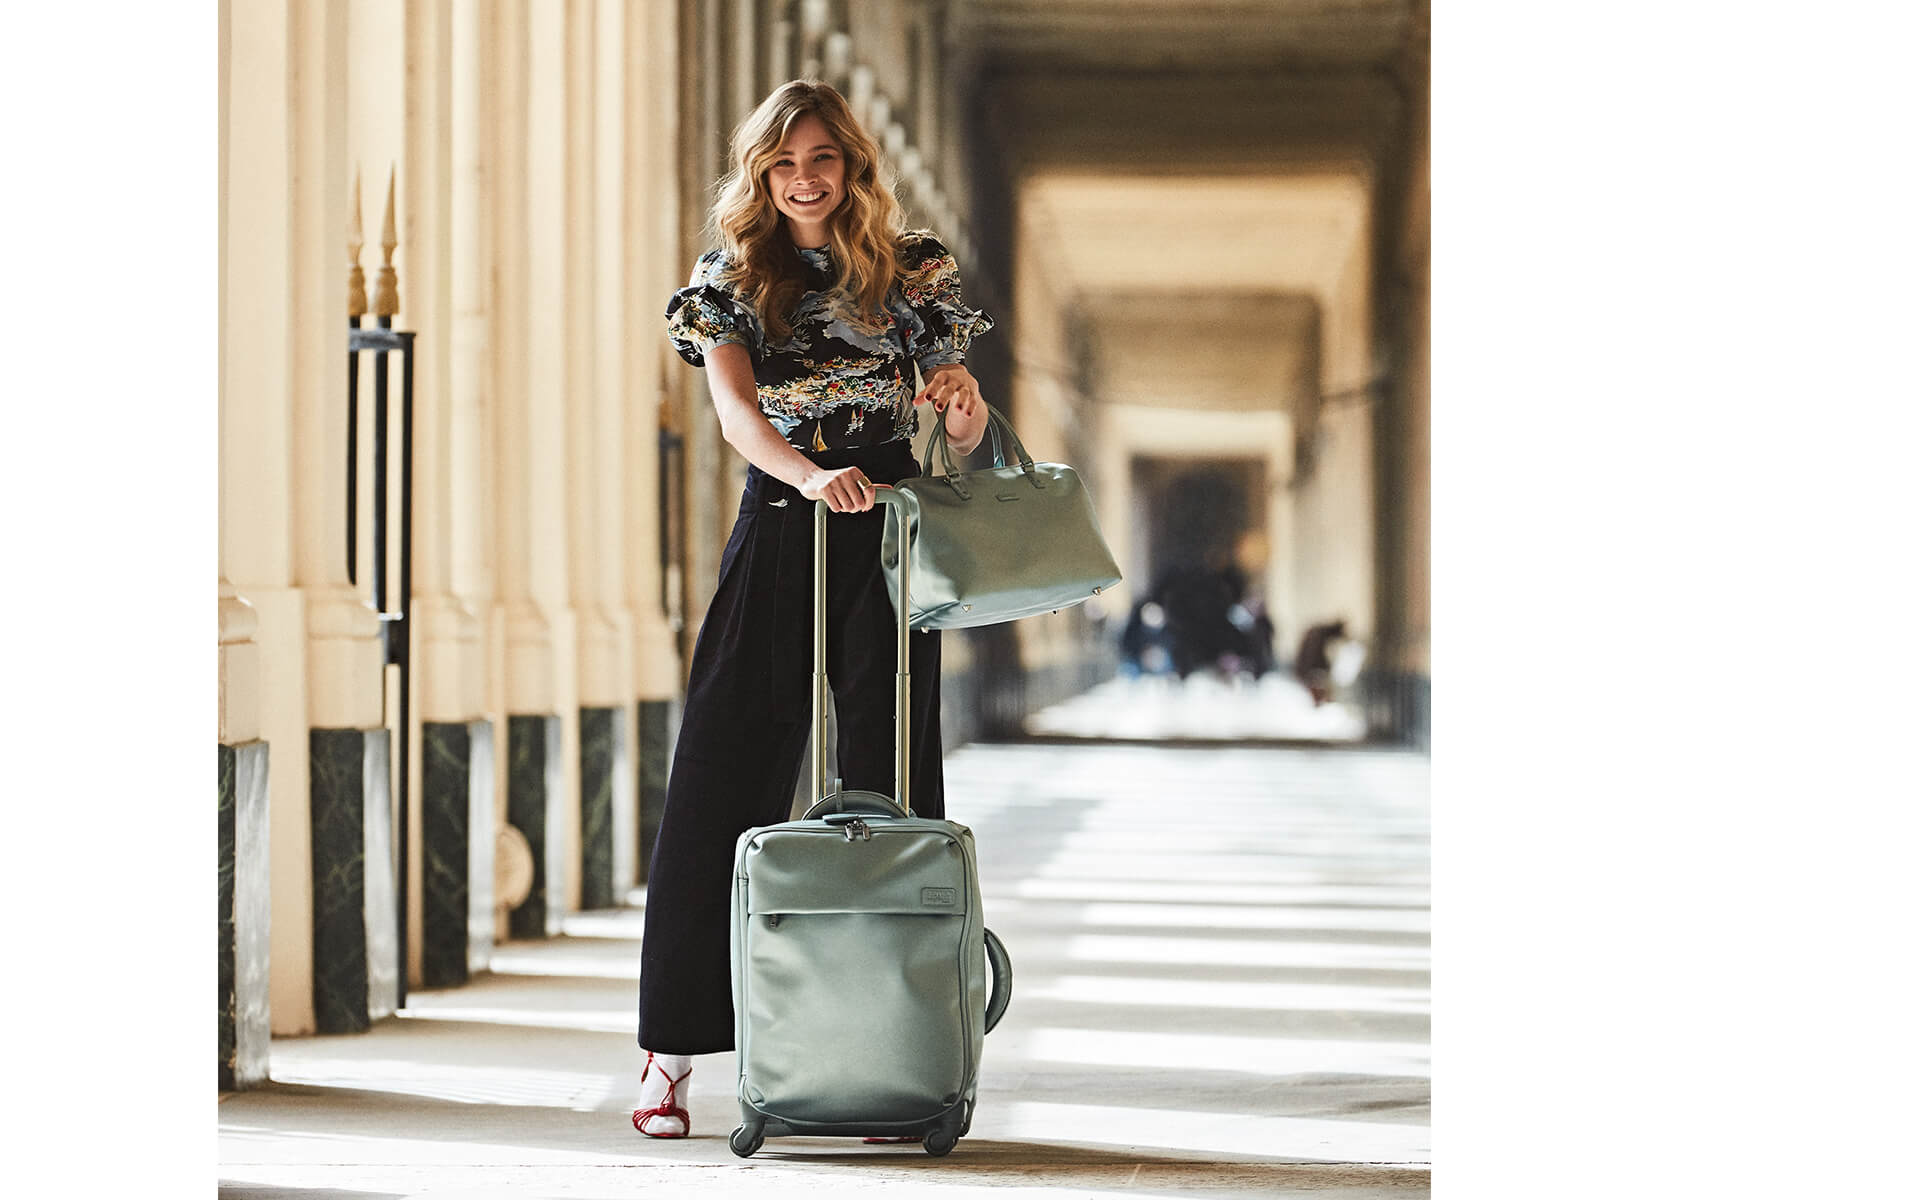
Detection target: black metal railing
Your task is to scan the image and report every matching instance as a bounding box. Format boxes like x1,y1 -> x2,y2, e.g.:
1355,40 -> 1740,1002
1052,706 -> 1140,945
349,320 -> 415,1010
349,165 -> 416,1010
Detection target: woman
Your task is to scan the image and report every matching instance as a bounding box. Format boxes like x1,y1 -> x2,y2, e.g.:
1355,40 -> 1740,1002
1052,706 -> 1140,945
632,79 -> 994,1138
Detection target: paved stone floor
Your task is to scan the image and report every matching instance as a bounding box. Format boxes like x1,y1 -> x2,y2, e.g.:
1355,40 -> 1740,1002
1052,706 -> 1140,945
219,739 -> 1429,1198
1025,672 -> 1369,743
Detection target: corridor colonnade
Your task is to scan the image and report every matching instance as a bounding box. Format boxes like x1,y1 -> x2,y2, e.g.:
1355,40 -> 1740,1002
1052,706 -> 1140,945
217,0 -> 999,1089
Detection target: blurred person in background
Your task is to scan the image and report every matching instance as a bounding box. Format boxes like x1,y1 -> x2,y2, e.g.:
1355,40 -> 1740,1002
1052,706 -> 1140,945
1295,618 -> 1348,706
1118,598 -> 1170,677
1153,559 -> 1242,679
1226,595 -> 1276,678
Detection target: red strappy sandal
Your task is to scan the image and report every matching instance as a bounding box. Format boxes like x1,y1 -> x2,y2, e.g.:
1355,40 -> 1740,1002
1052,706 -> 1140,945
862,1136 -> 923,1144
631,1053 -> 691,1139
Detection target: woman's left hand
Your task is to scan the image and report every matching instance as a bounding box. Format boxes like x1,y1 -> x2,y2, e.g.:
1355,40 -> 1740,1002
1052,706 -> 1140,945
914,364 -> 989,455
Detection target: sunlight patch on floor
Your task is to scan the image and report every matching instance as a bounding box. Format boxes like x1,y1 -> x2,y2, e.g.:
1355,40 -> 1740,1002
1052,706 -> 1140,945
1069,902 -> 1429,933
1065,933 -> 1429,971
1003,878 -> 1430,907
1025,673 -> 1368,742
395,1006 -> 638,1034
265,1055 -> 618,1110
1008,1027 -> 1429,1080
481,948 -> 641,980
1029,974 -> 1429,1015
981,1099 -> 1430,1161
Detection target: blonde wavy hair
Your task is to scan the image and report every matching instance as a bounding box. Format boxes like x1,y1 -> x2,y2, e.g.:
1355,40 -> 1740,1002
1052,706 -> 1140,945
709,79 -> 907,343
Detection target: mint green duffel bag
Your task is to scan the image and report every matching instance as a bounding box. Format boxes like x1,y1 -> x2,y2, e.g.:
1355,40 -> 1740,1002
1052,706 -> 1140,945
880,405 -> 1122,629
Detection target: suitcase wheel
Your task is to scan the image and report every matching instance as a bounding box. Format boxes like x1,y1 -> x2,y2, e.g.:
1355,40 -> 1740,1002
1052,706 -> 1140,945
923,1126 -> 958,1157
729,1123 -> 765,1158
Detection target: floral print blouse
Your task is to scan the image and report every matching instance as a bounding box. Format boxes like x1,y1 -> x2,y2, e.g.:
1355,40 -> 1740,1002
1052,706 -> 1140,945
664,230 -> 994,450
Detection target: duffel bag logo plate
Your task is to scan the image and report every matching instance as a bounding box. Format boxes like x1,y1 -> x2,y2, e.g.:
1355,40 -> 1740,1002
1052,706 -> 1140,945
921,886 -> 957,907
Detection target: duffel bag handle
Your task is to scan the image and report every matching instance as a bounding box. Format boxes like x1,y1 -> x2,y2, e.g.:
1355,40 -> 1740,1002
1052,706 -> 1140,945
921,403 -> 1040,487
983,927 -> 1013,1035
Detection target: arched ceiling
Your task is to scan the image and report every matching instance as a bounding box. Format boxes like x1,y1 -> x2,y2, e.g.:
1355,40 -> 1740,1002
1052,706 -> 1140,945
1021,172 -> 1370,296
947,1 -> 1426,411
953,0 -> 1424,75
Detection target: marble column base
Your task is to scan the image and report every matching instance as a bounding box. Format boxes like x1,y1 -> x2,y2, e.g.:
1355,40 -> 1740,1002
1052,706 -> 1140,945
421,720 -> 496,988
611,710 -> 637,899
1364,668 -> 1431,750
309,728 -> 397,1033
635,699 -> 674,883
507,714 -> 565,938
578,707 -> 615,910
219,740 -> 270,1090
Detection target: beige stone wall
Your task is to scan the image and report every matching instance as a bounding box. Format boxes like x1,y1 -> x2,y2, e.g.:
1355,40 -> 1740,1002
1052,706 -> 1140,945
1005,209 -> 1082,672
220,0 -> 681,1032
1287,205 -> 1378,645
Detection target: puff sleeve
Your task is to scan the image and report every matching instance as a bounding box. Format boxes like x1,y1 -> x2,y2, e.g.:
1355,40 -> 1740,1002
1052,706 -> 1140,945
898,233 -> 995,372
665,249 -> 756,367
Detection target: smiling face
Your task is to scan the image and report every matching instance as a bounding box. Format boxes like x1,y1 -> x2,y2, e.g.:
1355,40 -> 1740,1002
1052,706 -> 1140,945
765,113 -> 846,248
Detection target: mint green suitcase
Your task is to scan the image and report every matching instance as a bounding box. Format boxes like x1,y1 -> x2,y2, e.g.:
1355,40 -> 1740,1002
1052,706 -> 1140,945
727,495 -> 1012,1158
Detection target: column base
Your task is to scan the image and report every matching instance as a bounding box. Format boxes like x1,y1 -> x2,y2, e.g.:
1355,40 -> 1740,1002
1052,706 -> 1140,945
636,698 -> 675,882
507,715 -> 565,938
309,728 -> 397,1033
1364,668 -> 1431,750
220,740 -> 270,1089
580,706 -> 637,908
422,719 -> 497,987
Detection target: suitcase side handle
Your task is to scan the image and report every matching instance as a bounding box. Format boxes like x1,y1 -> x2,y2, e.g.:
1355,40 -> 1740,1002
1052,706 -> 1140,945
813,491 -> 915,815
984,927 -> 1013,1035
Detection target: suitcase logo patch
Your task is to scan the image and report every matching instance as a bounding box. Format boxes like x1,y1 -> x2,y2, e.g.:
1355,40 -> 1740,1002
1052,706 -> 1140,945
921,887 -> 957,907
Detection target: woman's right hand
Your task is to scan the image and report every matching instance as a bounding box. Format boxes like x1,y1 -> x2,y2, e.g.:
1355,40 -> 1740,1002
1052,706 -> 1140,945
800,465 -> 877,513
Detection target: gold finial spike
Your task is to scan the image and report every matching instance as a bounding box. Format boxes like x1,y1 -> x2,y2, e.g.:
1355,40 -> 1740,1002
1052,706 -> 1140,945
381,164 -> 397,258
373,163 -> 400,317
348,166 -> 367,318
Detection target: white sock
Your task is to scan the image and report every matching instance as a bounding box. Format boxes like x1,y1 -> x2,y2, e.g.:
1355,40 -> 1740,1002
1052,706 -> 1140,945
635,1051 -> 693,1135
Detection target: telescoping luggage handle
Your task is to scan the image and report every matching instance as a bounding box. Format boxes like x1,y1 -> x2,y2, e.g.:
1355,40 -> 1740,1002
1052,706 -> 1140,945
812,491 -> 915,816
811,494 -> 1013,1038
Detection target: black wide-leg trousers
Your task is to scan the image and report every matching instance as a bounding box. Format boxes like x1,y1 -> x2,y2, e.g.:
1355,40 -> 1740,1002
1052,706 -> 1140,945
636,441 -> 945,1055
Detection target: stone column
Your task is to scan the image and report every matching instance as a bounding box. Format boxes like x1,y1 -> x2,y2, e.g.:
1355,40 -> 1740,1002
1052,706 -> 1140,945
555,0 -> 623,914
223,0 -> 306,1037
1291,229 -> 1377,652
496,0 -> 580,938
730,0 -> 760,122
401,0 -> 497,989
451,0 -> 514,966
225,0 -> 394,1037
767,0 -> 796,92
632,0 -> 686,883
683,0 -> 729,633
1371,52 -> 1429,747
